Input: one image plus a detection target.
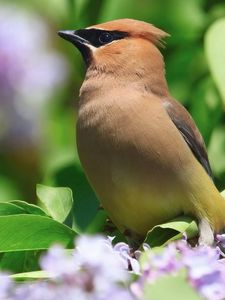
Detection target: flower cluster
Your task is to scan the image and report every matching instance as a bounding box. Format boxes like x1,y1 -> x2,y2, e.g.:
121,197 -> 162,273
1,234 -> 225,300
0,4 -> 68,147
132,235 -> 225,300
0,236 -> 134,300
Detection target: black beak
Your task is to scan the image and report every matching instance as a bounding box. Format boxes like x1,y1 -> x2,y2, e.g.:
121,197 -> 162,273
58,30 -> 92,66
58,30 -> 89,46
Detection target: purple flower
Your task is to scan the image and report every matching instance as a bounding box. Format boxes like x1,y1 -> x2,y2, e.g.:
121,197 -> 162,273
150,243 -> 182,274
113,242 -> 140,274
40,245 -> 76,278
135,242 -> 182,286
13,282 -> 55,300
216,234 -> 225,250
40,235 -> 131,298
130,242 -> 182,298
0,4 -> 68,146
74,235 -> 128,294
131,238 -> 225,300
0,273 -> 13,299
199,283 -> 225,300
182,246 -> 220,279
181,245 -> 225,300
6,234 -> 225,300
11,235 -> 134,300
100,288 -> 135,300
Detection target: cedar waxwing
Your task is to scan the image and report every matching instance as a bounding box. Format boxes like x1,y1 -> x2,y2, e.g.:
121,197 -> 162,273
58,19 -> 225,246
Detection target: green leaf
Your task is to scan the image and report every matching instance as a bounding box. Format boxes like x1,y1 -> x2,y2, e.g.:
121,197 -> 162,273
84,209 -> 107,234
208,125 -> 225,176
144,272 -> 201,300
205,18 -> 225,104
0,176 -> 22,202
0,246 -> 74,275
190,77 -> 223,145
10,200 -> 47,216
44,162 -> 99,232
144,216 -> 198,247
11,270 -> 50,281
0,201 -> 48,219
0,202 -> 26,216
36,184 -> 73,223
0,215 -> 76,252
0,251 -> 41,274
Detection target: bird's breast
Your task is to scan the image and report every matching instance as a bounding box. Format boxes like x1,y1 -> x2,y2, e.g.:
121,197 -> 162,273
76,93 -> 192,236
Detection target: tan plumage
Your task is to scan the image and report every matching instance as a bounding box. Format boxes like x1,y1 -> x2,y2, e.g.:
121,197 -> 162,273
58,19 -> 225,245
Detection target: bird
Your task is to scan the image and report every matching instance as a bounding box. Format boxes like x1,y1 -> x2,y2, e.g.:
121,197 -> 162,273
58,18 -> 225,247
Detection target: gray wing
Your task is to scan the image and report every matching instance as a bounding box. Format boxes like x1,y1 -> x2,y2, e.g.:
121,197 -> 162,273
163,99 -> 213,179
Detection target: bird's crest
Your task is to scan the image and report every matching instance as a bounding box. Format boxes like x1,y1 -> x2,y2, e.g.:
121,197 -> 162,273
89,18 -> 169,47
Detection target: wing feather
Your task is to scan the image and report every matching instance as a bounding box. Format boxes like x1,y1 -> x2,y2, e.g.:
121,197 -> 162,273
163,98 -> 213,179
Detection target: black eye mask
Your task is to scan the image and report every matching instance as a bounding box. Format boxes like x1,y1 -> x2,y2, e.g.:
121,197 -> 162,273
75,29 -> 129,47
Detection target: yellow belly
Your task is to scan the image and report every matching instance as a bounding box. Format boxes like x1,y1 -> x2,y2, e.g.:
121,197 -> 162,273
77,95 -> 225,238
100,170 -> 184,236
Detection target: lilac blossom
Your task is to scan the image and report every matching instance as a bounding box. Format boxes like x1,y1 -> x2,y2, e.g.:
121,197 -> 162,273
131,242 -> 183,298
180,245 -> 225,300
2,234 -> 225,299
133,238 -> 225,300
137,242 -> 182,286
40,245 -> 76,278
0,273 -> 13,299
0,4 -> 68,147
216,234 -> 225,249
113,242 -> 141,274
26,235 -> 133,300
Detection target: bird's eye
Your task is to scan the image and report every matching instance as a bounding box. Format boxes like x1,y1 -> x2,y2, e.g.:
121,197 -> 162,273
99,32 -> 113,44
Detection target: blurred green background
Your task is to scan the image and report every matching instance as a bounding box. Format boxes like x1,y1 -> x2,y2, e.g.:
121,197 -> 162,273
0,0 -> 225,232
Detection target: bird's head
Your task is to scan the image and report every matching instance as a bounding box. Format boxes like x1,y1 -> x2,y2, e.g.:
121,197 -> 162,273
59,19 -> 168,66
58,19 -> 169,95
